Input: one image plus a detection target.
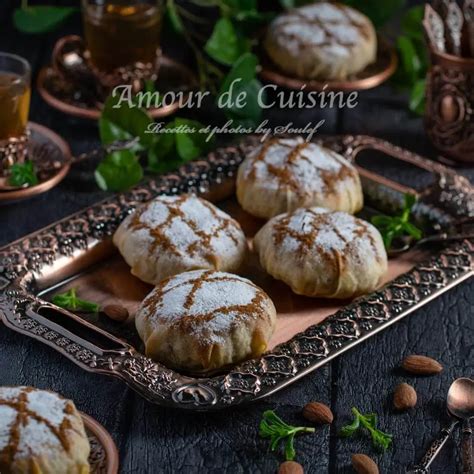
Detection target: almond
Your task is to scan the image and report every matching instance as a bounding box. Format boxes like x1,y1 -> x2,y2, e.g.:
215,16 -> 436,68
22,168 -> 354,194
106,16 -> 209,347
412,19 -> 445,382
302,402 -> 334,425
393,382 -> 417,410
401,355 -> 443,375
103,304 -> 129,322
278,461 -> 304,474
351,454 -> 379,474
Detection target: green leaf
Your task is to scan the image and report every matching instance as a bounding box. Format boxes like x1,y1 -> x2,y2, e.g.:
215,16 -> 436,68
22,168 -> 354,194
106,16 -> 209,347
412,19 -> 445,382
205,18 -> 249,66
9,161 -> 38,187
147,118 -> 214,173
95,150 -> 143,191
396,36 -> 422,85
343,0 -> 406,27
14,6 -> 77,34
409,79 -> 426,115
401,5 -> 424,40
404,193 -> 417,209
100,94 -> 153,148
52,288 -> 100,313
217,52 -> 263,127
166,0 -> 184,34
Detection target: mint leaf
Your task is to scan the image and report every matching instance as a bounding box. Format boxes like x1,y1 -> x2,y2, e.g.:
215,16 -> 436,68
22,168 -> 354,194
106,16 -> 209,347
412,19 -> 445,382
95,150 -> 143,191
166,0 -> 184,34
401,5 -> 424,40
343,0 -> 406,27
205,18 -> 249,65
100,94 -> 153,148
9,161 -> 38,187
409,79 -> 426,116
218,53 -> 263,127
52,288 -> 100,313
148,118 -> 214,173
14,6 -> 77,34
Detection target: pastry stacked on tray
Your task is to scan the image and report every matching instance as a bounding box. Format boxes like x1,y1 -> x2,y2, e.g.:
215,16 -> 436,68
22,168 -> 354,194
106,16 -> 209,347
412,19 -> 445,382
114,137 -> 388,373
0,386 -> 91,474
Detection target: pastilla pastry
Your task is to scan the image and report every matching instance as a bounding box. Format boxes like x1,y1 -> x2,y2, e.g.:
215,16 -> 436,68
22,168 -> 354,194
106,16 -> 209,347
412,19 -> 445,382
237,137 -> 363,219
264,2 -> 377,80
135,270 -> 277,372
0,386 -> 90,474
254,208 -> 387,299
114,194 -> 248,285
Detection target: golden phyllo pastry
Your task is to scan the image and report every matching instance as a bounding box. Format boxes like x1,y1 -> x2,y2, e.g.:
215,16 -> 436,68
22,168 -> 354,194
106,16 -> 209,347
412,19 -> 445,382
135,270 -> 277,372
237,137 -> 363,219
254,208 -> 387,299
264,2 -> 377,80
0,386 -> 90,474
113,194 -> 248,285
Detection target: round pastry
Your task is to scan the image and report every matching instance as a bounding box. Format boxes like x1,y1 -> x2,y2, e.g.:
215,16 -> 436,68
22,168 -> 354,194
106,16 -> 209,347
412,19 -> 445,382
264,2 -> 377,80
236,136 -> 363,219
135,269 -> 277,372
0,386 -> 90,474
113,194 -> 248,285
254,207 -> 387,299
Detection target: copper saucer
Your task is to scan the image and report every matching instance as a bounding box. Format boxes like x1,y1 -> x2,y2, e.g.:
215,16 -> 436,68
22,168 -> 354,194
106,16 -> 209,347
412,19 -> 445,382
0,122 -> 71,204
82,412 -> 119,474
259,36 -> 398,92
38,55 -> 198,120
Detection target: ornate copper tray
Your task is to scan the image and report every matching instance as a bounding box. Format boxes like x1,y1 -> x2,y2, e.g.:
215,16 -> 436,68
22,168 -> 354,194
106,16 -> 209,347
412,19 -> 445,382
0,135 -> 472,410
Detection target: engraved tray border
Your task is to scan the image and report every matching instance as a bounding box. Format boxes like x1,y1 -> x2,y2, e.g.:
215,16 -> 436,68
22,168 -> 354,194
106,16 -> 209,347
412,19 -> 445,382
0,135 -> 473,410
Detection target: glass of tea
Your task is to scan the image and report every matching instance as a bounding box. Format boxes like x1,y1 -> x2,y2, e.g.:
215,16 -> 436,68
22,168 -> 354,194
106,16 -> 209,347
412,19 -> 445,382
0,52 -> 31,175
82,0 -> 163,74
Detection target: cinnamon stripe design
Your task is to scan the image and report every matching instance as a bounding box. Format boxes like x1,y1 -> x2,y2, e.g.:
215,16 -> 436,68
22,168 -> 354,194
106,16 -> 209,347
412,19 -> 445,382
244,138 -> 356,198
273,2 -> 371,49
128,195 -> 242,264
0,387 -> 79,468
272,209 -> 383,263
141,271 -> 272,345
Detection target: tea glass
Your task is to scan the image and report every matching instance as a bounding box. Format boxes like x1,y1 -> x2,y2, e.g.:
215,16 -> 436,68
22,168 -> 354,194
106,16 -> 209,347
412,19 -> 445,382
0,52 -> 31,176
81,0 -> 163,74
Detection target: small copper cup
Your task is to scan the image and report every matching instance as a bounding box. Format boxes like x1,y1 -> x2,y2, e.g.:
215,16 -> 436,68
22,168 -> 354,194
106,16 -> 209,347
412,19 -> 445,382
425,50 -> 474,164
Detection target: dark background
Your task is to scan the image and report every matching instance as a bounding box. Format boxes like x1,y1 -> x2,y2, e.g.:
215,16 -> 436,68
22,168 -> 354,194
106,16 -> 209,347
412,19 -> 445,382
0,1 -> 473,473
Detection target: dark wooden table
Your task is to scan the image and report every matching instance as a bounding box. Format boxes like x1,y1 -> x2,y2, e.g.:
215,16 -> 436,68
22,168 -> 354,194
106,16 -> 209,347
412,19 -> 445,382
0,2 -> 473,473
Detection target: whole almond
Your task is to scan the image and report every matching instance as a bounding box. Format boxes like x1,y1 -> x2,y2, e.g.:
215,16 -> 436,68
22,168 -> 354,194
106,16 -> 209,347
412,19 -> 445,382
401,355 -> 443,375
278,461 -> 304,474
352,454 -> 379,474
103,304 -> 129,322
302,402 -> 334,425
393,382 -> 417,410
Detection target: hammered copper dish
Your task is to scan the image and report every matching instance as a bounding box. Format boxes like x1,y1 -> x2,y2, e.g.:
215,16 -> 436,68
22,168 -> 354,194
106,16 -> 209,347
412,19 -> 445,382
82,413 -> 119,474
37,55 -> 198,121
259,37 -> 398,92
0,122 -> 71,204
0,135 -> 472,410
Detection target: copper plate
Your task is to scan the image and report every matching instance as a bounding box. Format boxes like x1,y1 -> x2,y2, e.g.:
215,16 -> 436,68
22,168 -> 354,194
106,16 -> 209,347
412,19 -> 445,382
0,135 -> 472,410
82,413 -> 119,474
37,56 -> 198,121
0,123 -> 71,204
259,36 -> 398,92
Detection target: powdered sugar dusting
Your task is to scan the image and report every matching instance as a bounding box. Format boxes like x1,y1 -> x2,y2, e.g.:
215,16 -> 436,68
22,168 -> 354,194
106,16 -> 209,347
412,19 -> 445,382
140,270 -> 267,345
273,207 -> 380,261
0,386 -> 81,462
269,2 -> 370,57
241,137 -> 355,195
122,195 -> 246,264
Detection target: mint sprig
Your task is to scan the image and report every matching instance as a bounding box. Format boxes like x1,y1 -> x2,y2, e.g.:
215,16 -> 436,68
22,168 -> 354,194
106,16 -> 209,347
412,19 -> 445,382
340,407 -> 393,452
52,288 -> 100,313
259,410 -> 315,461
9,161 -> 38,187
371,194 -> 423,250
